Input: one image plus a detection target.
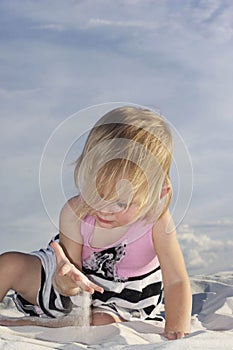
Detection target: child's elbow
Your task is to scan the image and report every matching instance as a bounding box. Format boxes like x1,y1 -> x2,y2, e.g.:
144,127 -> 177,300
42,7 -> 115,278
165,275 -> 191,291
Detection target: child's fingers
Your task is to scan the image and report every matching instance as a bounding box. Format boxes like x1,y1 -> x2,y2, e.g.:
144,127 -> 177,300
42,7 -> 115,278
73,280 -> 95,295
72,271 -> 104,294
176,332 -> 185,339
89,282 -> 104,294
163,331 -> 187,340
163,331 -> 177,340
58,262 -> 72,276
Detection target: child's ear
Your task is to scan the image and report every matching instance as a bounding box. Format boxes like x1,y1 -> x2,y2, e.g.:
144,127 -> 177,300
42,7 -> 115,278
160,185 -> 171,199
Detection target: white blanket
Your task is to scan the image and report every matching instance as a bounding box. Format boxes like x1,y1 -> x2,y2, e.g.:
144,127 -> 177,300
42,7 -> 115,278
0,271 -> 233,349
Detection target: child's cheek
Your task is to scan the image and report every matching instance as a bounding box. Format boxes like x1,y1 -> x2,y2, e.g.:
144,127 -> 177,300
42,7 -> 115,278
117,206 -> 139,225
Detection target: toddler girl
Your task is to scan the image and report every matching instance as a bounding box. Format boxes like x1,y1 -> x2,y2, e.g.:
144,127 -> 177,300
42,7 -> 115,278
0,106 -> 192,340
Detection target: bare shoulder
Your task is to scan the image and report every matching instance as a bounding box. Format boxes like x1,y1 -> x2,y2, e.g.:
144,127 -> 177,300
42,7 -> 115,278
152,209 -> 176,238
59,195 -> 83,244
61,195 -> 82,214
152,210 -> 181,259
60,195 -> 83,224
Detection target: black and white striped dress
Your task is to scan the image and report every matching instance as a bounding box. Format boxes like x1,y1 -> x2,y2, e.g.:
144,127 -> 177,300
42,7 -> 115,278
81,216 -> 164,321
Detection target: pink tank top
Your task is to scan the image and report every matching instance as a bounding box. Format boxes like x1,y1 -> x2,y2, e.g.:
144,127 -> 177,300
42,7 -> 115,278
81,215 -> 160,280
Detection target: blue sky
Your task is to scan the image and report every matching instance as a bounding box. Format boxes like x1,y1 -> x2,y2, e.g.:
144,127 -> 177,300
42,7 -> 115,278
0,0 -> 232,274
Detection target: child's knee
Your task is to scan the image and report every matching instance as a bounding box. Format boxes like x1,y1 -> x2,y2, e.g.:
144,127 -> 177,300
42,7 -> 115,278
0,252 -> 17,271
91,311 -> 124,325
0,252 -> 28,273
0,252 -> 41,290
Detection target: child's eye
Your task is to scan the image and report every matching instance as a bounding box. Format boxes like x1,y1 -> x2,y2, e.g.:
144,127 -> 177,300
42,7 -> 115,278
116,201 -> 127,209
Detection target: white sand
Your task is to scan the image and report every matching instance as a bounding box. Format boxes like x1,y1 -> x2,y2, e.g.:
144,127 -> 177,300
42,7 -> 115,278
0,271 -> 233,349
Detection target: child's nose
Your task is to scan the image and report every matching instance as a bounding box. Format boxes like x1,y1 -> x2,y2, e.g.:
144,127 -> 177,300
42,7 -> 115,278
99,203 -> 119,214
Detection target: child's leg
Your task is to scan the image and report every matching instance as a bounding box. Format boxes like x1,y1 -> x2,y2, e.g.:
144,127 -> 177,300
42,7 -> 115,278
0,252 -> 41,305
91,309 -> 125,325
0,315 -> 79,327
0,310 -> 124,327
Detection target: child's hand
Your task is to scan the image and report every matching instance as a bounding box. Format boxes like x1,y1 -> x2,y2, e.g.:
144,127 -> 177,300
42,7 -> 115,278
163,330 -> 189,340
50,241 -> 104,296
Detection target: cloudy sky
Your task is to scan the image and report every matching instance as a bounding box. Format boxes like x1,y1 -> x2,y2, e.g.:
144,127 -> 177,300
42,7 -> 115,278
0,0 -> 232,274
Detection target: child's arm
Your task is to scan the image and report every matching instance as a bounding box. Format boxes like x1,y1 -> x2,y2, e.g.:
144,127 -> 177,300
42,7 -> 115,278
153,210 -> 192,340
52,196 -> 104,296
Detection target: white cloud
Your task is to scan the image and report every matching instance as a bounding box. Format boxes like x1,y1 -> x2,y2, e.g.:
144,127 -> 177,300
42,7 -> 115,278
30,23 -> 66,32
87,18 -> 156,29
178,225 -> 233,275
183,0 -> 233,43
185,249 -> 206,269
0,87 -> 43,99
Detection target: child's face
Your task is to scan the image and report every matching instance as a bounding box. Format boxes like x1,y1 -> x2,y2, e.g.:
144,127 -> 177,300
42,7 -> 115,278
93,200 -> 141,229
91,174 -> 146,228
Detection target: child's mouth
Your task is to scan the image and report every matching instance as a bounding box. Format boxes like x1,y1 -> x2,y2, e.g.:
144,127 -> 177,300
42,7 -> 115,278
96,215 -> 113,224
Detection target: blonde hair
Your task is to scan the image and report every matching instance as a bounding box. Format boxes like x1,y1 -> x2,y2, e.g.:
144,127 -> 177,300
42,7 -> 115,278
74,106 -> 173,223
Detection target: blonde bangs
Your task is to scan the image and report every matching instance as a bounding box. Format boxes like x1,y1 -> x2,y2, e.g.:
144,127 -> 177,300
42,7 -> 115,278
96,159 -> 149,209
